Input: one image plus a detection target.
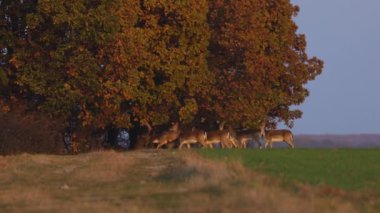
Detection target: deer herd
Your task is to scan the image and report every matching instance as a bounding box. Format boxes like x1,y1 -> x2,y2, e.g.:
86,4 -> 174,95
151,122 -> 295,150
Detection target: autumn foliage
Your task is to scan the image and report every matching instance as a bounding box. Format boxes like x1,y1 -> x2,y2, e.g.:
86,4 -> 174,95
0,0 -> 323,137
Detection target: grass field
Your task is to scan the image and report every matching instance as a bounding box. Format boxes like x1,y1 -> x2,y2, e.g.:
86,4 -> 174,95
1,149 -> 379,212
198,149 -> 380,191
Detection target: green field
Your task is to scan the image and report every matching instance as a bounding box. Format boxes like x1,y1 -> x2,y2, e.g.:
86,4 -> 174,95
198,149 -> 380,191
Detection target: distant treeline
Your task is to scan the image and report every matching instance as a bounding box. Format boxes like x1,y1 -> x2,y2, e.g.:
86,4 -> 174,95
294,135 -> 380,148
0,0 -> 323,133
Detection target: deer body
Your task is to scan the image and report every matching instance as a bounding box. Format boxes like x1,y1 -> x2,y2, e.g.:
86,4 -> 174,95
236,129 -> 263,148
206,130 -> 238,148
264,129 -> 294,148
152,123 -> 180,149
178,130 -> 207,149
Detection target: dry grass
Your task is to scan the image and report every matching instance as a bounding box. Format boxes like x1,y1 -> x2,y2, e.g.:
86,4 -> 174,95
0,150 -> 377,212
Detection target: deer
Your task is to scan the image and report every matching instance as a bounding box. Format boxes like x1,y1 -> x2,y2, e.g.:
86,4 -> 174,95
205,130 -> 238,148
264,129 -> 294,149
235,128 -> 264,149
207,121 -> 239,148
178,129 -> 207,149
152,122 -> 181,149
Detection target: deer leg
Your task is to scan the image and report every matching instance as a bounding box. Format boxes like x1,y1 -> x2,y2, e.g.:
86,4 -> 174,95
226,139 -> 231,148
223,141 -> 229,148
287,140 -> 295,148
255,139 -> 261,149
242,139 -> 246,148
224,139 -> 233,148
232,139 -> 238,148
156,141 -> 166,149
201,141 -> 207,148
220,140 -> 225,148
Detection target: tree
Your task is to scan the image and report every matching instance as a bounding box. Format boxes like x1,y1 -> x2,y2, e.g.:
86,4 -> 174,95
7,1 -> 138,128
2,0 -> 212,130
128,0 -> 212,129
207,0 -> 323,129
0,0 -> 38,108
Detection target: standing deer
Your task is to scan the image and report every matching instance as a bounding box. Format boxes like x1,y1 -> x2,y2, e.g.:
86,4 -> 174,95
178,129 -> 207,149
264,129 -> 294,149
205,130 -> 238,148
152,123 -> 180,149
235,129 -> 263,149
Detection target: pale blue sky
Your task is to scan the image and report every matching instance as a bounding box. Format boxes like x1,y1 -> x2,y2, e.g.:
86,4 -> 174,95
289,0 -> 380,134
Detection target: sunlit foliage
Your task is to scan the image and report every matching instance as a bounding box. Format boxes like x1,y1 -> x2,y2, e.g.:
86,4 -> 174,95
0,0 -> 323,134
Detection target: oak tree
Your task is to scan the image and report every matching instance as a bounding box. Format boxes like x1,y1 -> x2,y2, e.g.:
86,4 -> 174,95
207,0 -> 323,129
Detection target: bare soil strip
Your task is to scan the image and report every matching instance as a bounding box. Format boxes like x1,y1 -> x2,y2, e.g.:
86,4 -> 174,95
0,150 -> 375,212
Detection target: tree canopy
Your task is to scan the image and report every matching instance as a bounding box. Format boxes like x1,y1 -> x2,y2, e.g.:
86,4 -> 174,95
0,0 -> 323,133
207,0 -> 323,128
